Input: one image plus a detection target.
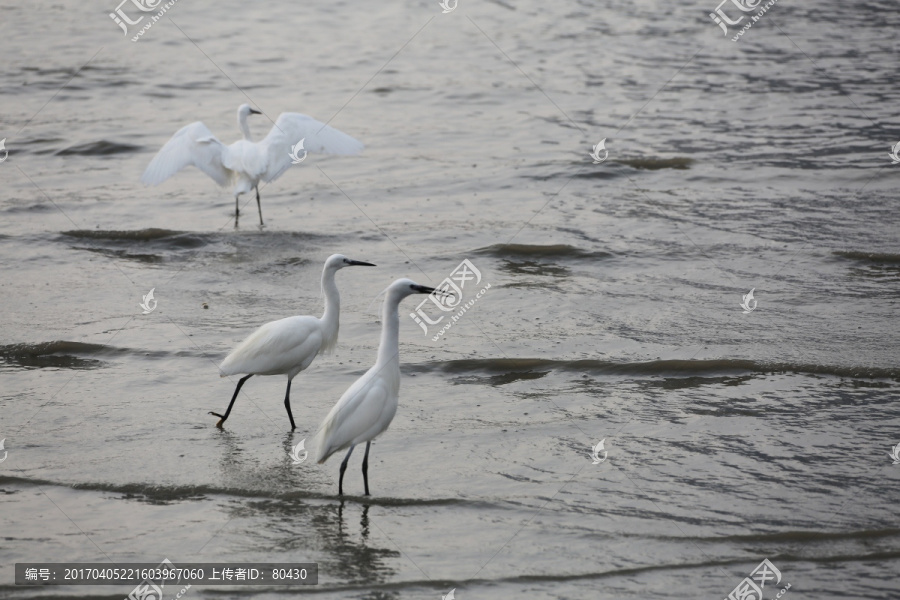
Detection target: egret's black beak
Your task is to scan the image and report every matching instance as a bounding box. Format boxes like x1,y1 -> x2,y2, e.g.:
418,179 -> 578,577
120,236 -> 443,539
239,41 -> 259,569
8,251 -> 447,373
412,285 -> 437,294
249,108 -> 262,115
347,260 -> 376,267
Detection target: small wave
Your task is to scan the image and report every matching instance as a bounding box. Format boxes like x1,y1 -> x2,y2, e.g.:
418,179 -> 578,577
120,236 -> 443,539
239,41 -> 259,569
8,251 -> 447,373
405,358 -> 900,381
56,140 -> 143,156
60,228 -> 209,250
59,229 -> 332,265
250,256 -> 313,275
0,475 -> 477,508
0,341 -> 117,370
62,228 -> 184,241
473,243 -> 612,260
616,157 -> 694,170
13,136 -> 65,150
61,229 -> 328,247
492,549 -> 900,586
713,527 -> 900,544
0,341 -> 180,371
3,203 -> 57,214
158,81 -> 221,90
572,157 -> 694,178
252,555 -> 779,595
834,250 -> 900,264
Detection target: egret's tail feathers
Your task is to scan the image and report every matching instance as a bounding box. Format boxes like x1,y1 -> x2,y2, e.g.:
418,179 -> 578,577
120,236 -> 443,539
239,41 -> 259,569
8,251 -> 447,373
314,420 -> 341,464
317,446 -> 339,464
218,342 -> 251,376
314,433 -> 332,464
218,357 -> 240,377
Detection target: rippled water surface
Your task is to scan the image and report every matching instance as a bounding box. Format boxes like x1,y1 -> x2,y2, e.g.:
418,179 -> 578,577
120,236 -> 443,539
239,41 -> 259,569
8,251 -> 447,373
1,1 -> 899,599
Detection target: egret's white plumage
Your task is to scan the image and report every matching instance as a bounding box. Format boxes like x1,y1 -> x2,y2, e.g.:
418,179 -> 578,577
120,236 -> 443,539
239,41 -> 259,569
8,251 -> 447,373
141,104 -> 364,224
315,278 -> 438,496
218,314 -> 326,378
210,254 -> 375,429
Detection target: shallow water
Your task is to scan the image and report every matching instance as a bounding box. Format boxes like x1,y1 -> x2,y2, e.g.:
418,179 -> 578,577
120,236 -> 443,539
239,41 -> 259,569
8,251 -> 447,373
1,0 -> 899,599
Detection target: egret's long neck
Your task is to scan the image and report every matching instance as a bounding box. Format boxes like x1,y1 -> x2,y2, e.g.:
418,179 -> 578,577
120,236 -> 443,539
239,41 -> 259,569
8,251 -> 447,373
376,292 -> 402,367
320,267 -> 340,343
238,113 -> 253,141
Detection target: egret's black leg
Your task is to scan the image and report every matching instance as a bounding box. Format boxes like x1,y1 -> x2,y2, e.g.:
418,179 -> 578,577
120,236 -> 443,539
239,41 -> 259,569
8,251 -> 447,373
339,445 -> 355,496
209,374 -> 253,428
255,186 -> 263,225
235,196 -> 240,217
283,379 -> 296,430
362,441 -> 371,496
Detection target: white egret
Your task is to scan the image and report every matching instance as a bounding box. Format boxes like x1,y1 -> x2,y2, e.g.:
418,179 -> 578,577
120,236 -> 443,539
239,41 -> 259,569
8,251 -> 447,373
316,278 -> 439,496
212,254 -> 376,429
140,104 -> 364,225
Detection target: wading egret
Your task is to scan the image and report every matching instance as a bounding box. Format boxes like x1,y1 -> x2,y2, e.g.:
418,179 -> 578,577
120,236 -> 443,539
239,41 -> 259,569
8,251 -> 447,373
140,104 -> 364,225
212,254 -> 375,429
316,278 -> 439,495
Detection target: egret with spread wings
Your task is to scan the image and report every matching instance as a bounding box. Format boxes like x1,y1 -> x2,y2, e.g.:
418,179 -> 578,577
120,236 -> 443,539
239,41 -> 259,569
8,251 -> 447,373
141,104 -> 363,225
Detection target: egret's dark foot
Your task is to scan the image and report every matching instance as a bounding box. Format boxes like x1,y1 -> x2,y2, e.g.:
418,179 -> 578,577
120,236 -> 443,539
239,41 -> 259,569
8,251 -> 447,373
208,411 -> 226,428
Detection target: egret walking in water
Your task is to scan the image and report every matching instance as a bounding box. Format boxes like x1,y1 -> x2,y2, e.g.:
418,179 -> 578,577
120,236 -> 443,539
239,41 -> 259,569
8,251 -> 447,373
316,278 -> 439,496
212,254 -> 375,429
140,104 -> 364,225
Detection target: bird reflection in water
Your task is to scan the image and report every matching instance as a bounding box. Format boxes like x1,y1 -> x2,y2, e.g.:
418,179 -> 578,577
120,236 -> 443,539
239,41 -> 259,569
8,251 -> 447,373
210,428 -> 400,596
331,501 -> 400,600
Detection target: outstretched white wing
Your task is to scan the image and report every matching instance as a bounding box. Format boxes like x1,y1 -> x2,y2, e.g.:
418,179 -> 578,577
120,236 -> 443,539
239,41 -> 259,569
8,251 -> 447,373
141,122 -> 231,187
259,113 -> 364,183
